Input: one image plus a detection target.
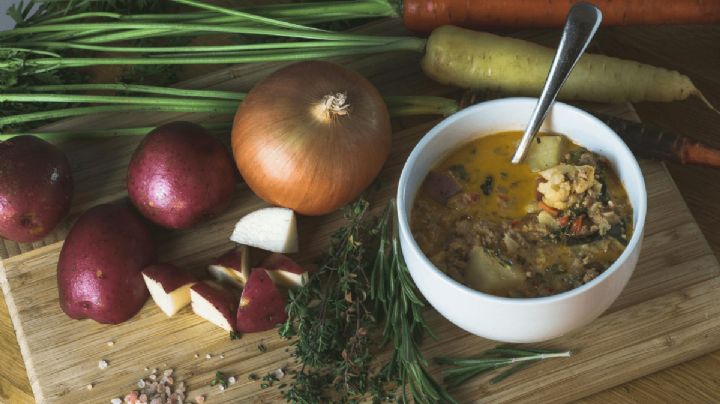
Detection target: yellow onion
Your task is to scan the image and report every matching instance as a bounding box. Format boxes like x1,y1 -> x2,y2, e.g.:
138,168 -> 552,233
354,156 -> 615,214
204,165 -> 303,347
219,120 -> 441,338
231,61 -> 391,215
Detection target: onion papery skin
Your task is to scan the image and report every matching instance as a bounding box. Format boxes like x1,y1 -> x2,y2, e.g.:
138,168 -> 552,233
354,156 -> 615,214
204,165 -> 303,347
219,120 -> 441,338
231,61 -> 391,216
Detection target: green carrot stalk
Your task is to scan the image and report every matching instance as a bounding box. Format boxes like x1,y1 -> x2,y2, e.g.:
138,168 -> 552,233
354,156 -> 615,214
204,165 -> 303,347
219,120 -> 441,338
0,22 -> 403,43
20,83 -> 244,100
168,0 -> 324,32
8,39 -> 389,54
0,122 -> 231,141
0,93 -> 240,107
1,40 -> 425,75
0,104 -> 237,127
26,0 -> 396,32
0,90 -> 458,129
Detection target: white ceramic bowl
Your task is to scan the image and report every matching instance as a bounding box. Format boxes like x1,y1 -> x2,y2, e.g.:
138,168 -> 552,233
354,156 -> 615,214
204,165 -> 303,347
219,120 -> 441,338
397,98 -> 647,343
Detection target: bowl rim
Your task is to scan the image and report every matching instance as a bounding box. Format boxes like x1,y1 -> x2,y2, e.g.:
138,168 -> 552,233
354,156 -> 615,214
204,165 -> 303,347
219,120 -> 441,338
396,97 -> 648,306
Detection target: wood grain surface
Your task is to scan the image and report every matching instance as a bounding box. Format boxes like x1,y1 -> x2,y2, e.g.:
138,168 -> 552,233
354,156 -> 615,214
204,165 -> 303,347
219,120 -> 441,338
1,119 -> 719,403
1,18 -> 720,404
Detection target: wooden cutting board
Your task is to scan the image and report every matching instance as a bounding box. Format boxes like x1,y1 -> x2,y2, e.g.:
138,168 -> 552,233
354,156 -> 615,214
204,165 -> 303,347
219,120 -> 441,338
2,19 -> 720,404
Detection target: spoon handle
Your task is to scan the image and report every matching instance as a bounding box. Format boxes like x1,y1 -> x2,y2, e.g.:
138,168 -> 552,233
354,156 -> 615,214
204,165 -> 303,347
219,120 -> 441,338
511,3 -> 603,164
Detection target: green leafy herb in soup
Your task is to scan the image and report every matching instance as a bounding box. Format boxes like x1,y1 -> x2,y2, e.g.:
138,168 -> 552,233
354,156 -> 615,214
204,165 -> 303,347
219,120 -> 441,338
411,131 -> 633,298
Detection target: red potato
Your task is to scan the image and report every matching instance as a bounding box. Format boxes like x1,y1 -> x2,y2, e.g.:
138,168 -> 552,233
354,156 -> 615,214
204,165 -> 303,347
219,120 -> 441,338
57,204 -> 156,324
190,281 -> 238,332
260,253 -> 309,289
142,264 -> 197,317
207,245 -> 250,288
236,268 -> 288,333
0,136 -> 73,243
127,121 -> 237,230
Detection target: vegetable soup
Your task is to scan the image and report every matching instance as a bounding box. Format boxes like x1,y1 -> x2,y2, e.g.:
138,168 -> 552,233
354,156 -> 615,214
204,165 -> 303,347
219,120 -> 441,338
411,131 -> 633,298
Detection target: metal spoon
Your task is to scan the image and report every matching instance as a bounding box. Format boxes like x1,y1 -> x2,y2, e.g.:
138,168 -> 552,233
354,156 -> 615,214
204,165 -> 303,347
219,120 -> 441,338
511,3 -> 603,164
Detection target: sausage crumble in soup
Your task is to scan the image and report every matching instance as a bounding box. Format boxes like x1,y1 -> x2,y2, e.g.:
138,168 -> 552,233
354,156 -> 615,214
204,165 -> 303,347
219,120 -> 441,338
411,131 -> 633,298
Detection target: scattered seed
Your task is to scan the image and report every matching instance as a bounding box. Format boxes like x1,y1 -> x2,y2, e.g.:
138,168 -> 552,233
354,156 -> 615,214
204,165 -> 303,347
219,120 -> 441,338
228,376 -> 236,385
194,354 -> 199,359
218,385 -> 225,391
106,341 -> 115,347
273,368 -> 285,380
195,395 -> 205,404
163,369 -> 173,377
98,360 -> 109,370
110,398 -> 122,404
86,384 -> 93,391
205,354 -> 212,359
219,354 -> 225,359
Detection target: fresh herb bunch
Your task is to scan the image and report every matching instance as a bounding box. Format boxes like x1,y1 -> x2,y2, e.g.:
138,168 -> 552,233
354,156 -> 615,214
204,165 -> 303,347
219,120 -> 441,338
436,346 -> 572,388
279,199 -> 453,403
370,200 -> 456,403
280,199 -> 378,402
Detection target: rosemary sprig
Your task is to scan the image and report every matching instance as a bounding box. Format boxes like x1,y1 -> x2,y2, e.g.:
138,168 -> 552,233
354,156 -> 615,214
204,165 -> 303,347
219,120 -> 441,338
370,201 -> 456,404
279,199 -> 453,403
436,346 -> 572,389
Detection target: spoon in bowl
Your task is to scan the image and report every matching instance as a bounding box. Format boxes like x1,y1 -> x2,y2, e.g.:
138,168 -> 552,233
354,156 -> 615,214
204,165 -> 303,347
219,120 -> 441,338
511,3 -> 603,164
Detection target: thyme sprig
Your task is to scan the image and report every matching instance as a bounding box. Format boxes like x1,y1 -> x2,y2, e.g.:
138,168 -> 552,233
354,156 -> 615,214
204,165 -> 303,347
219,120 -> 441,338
436,346 -> 572,389
280,199 -> 378,402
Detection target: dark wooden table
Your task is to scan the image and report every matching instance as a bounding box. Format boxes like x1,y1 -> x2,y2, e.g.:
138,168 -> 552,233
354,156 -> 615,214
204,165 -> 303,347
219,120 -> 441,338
1,24 -> 719,403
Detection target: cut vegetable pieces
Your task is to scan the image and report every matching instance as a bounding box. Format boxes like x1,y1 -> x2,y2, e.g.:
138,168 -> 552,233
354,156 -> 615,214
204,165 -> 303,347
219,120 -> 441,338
190,282 -> 238,332
230,207 -> 298,253
208,245 -> 250,288
525,135 -> 568,172
260,253 -> 309,289
142,264 -> 197,317
236,268 -> 288,333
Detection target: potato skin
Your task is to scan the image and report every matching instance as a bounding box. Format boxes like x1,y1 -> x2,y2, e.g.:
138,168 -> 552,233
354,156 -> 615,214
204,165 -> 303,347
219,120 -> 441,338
57,204 -> 157,324
236,268 -> 288,333
127,121 -> 237,229
0,136 -> 73,243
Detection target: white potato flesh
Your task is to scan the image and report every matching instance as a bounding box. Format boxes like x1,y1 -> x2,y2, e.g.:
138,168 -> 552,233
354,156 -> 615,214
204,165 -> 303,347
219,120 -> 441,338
143,274 -> 193,317
230,207 -> 298,253
190,289 -> 234,332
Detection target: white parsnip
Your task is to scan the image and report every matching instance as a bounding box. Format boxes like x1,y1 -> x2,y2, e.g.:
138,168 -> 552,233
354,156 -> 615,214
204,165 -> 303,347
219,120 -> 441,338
422,25 -> 704,104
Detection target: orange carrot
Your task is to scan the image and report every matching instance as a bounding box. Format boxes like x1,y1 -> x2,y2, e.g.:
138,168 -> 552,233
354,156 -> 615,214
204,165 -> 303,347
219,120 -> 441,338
570,216 -> 584,235
539,201 -> 559,217
403,0 -> 720,32
597,114 -> 720,168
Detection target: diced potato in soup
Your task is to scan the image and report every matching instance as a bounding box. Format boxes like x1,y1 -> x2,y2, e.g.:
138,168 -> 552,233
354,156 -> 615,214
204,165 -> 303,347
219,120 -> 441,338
411,132 -> 633,298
